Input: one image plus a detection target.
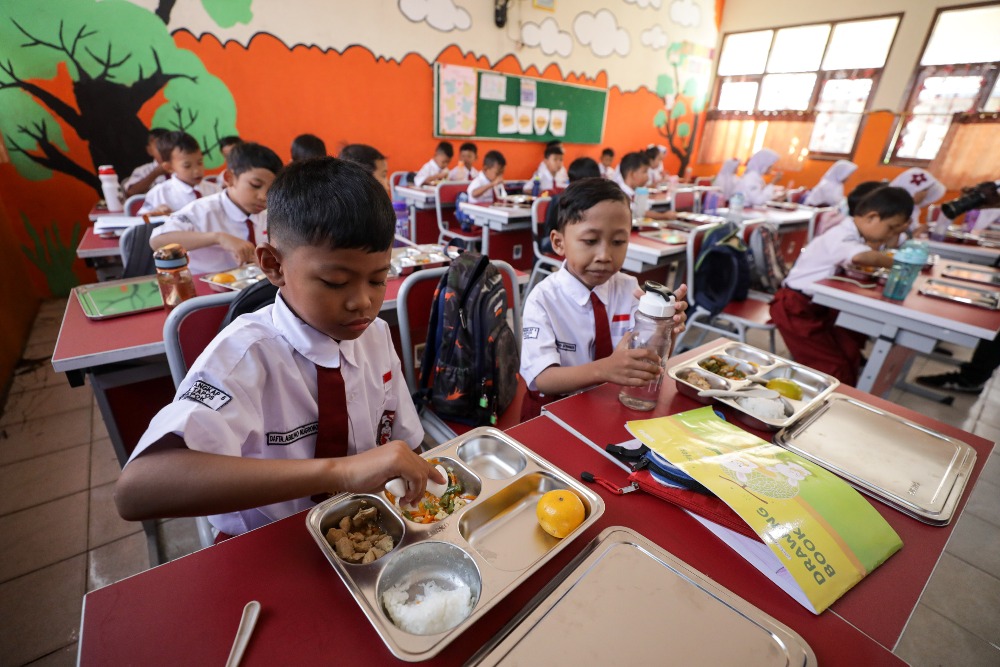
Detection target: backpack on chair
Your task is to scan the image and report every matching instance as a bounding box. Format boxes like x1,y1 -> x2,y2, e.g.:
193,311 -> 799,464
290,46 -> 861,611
417,252 -> 519,426
693,222 -> 752,317
747,222 -> 789,294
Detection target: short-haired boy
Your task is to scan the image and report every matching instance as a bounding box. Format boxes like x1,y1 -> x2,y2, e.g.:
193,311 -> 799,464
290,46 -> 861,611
533,143 -> 569,191
599,148 -> 615,179
139,132 -> 221,215
116,157 -> 443,536
520,178 -> 687,419
219,135 -> 243,159
151,142 -> 284,274
644,145 -> 667,186
414,141 -> 454,187
467,150 -> 507,204
123,127 -> 170,197
339,144 -> 390,195
291,133 -> 327,161
614,151 -> 676,222
770,186 -> 915,386
448,142 -> 479,181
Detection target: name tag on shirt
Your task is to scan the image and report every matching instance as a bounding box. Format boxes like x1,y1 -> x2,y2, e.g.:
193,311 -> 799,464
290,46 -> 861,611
267,422 -> 319,446
180,380 -> 232,411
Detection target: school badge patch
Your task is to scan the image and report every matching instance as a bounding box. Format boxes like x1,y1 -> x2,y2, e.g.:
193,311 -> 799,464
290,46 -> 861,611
180,380 -> 232,410
377,411 -> 396,445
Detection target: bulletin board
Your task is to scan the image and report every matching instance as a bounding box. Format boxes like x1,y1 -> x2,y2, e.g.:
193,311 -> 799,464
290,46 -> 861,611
434,64 -> 608,145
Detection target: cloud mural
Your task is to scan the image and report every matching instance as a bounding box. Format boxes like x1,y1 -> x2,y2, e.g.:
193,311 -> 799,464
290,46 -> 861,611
624,0 -> 663,8
521,17 -> 573,57
574,9 -> 630,58
640,25 -> 669,50
398,0 -> 471,32
669,0 -> 701,28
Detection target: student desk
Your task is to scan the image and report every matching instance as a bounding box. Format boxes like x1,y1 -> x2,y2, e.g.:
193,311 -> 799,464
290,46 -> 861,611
809,261 -> 1000,395
77,226 -> 124,281
458,201 -> 534,270
542,343 -> 993,657
925,237 -> 1000,266
722,205 -> 815,265
395,185 -> 446,245
77,413 -> 904,666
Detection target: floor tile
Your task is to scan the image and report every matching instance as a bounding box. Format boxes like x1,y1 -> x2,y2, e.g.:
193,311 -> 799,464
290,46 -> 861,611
159,517 -> 205,562
27,307 -> 62,347
0,444 -> 90,515
90,405 -> 109,442
88,482 -> 141,549
972,421 -> 1000,446
0,407 -> 91,465
0,555 -> 85,666
980,452 -> 1000,487
921,552 -> 1000,646
0,492 -> 88,584
89,437 -> 121,488
25,643 -> 77,667
87,532 -> 149,592
0,381 -> 92,428
965,477 -> 1000,528
10,357 -> 66,395
946,512 -> 1000,579
895,604 -> 1000,666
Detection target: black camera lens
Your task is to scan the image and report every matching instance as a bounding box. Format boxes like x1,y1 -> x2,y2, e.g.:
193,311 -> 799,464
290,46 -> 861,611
942,190 -> 988,219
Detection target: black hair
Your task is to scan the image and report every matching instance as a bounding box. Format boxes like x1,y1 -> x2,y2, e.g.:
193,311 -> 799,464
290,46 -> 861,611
601,148 -> 614,158
555,177 -> 629,232
226,141 -> 283,177
546,140 -> 562,149
568,157 -> 601,182
544,144 -> 564,159
459,142 -> 477,154
643,146 -> 662,162
149,127 -> 170,140
619,151 -> 649,177
339,144 -> 386,175
854,186 -> 914,221
435,141 -> 455,159
290,134 -> 327,162
156,131 -> 200,161
483,150 -> 506,169
267,157 -> 394,253
219,135 -> 243,150
846,181 -> 886,216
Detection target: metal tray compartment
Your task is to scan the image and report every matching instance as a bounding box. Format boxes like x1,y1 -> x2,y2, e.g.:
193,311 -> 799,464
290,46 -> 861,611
918,279 -> 1000,310
305,428 -> 605,661
75,275 -> 163,319
774,395 -> 976,525
468,526 -> 815,666
200,264 -> 267,292
941,264 -> 1000,288
668,341 -> 840,430
390,244 -> 451,276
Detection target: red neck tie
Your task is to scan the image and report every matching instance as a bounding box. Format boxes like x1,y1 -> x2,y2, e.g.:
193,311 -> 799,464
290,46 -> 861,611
315,365 -> 349,458
193,189 -> 202,199
590,291 -> 613,360
245,218 -> 256,245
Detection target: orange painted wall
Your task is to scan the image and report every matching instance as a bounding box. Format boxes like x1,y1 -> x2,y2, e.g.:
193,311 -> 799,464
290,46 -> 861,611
0,199 -> 40,398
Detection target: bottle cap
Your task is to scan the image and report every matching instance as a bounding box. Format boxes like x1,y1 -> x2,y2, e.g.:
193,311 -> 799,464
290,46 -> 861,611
154,243 -> 190,269
638,291 -> 675,318
392,201 -> 407,212
635,187 -> 649,195
896,242 -> 928,265
98,165 -> 116,175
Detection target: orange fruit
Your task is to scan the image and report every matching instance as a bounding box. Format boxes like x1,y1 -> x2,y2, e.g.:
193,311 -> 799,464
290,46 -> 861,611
536,490 -> 585,539
211,273 -> 236,284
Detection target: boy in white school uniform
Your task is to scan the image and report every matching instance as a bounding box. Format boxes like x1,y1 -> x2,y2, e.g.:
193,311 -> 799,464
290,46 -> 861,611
123,128 -> 169,197
519,178 -> 688,419
139,132 -> 221,215
467,150 -> 507,204
533,143 -> 569,191
615,152 -> 676,222
151,142 -> 284,275
599,148 -> 615,179
645,145 -> 667,186
413,141 -> 454,187
448,142 -> 479,181
116,157 -> 443,537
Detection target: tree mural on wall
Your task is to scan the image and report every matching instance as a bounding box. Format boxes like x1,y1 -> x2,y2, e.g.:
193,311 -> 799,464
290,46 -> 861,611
652,41 -> 711,176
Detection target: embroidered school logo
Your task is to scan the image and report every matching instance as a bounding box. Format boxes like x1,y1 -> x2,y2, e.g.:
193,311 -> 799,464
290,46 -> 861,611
910,172 -> 927,187
377,411 -> 396,445
180,380 -> 232,410
523,326 -> 539,339
555,340 -> 577,352
267,422 -> 319,446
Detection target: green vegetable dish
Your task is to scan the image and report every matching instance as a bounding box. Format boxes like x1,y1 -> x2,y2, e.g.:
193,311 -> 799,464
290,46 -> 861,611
385,463 -> 476,524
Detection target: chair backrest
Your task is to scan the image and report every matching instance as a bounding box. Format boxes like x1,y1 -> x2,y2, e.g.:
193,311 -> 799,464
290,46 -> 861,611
124,194 -> 146,216
672,188 -> 699,212
694,177 -> 714,188
435,181 -> 471,233
684,221 -> 759,302
530,196 -> 552,261
390,170 -> 409,199
164,291 -> 240,388
808,207 -> 842,242
926,204 -> 941,224
119,222 -> 161,278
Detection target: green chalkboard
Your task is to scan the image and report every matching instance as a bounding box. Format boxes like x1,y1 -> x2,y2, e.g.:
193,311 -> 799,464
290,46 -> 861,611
434,64 -> 607,145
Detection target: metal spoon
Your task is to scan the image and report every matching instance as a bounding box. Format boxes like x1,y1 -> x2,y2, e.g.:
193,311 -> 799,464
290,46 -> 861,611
224,601 -> 261,667
698,387 -> 781,400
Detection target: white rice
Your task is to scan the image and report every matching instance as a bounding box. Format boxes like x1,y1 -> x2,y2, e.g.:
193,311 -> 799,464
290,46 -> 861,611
737,396 -> 785,420
382,580 -> 474,635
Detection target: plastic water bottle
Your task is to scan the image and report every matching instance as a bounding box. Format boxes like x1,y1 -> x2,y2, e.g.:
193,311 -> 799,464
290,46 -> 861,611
632,186 -> 650,223
154,244 -> 197,309
392,201 -> 410,246
727,192 -> 745,223
531,177 -> 541,197
619,282 -> 676,411
882,242 -> 928,301
98,165 -> 123,213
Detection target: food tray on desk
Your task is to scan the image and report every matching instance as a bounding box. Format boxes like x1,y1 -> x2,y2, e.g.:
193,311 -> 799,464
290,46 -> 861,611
305,427 -> 605,662
467,526 -> 815,666
774,395 -> 976,524
918,279 -> 1000,310
390,244 -> 451,276
75,275 -> 163,319
200,264 -> 267,292
668,341 -> 839,431
941,264 -> 1000,288
497,194 -> 534,207
638,228 -> 689,245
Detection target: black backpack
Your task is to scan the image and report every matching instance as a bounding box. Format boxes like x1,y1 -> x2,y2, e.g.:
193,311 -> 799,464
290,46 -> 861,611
218,279 -> 278,331
747,222 -> 789,294
417,252 -> 519,426
693,222 -> 752,317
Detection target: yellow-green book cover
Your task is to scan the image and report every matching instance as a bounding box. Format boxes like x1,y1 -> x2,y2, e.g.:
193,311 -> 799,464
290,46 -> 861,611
628,407 -> 903,614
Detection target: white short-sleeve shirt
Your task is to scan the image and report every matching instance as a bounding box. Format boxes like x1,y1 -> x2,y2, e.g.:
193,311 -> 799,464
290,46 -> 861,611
599,164 -> 614,180
151,190 -> 267,275
467,172 -> 501,205
520,265 -> 640,392
534,161 -> 569,191
123,160 -> 165,191
414,158 -> 445,187
448,164 -> 478,181
784,217 -> 872,295
139,174 -> 221,214
127,294 -> 423,535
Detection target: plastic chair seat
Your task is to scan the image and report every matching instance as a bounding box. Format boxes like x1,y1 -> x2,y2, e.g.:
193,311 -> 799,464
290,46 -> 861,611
721,295 -> 774,322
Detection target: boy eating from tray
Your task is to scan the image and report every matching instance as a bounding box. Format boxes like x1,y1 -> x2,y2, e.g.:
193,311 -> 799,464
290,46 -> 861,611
150,142 -> 283,275
117,157 -> 443,538
769,186 -> 914,386
138,131 -> 221,215
613,152 -> 676,223
467,150 -> 507,205
519,178 -> 688,419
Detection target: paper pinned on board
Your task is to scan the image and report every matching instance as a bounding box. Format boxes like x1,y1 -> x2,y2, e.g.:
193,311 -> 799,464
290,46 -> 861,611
516,106 -> 534,135
533,108 -> 550,135
520,78 -> 537,108
480,72 -> 508,101
549,109 -> 567,137
498,104 -> 518,134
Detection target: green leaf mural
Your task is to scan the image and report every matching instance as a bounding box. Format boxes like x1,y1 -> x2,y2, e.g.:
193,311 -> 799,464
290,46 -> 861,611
656,74 -> 674,98
653,40 -> 712,175
19,213 -> 80,297
653,110 -> 668,129
670,101 -> 688,120
201,0 -> 254,28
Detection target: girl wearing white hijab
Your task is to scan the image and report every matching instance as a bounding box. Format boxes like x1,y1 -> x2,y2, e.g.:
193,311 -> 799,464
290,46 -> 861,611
713,158 -> 741,200
804,160 -> 858,207
735,148 -> 780,206
889,168 -> 946,227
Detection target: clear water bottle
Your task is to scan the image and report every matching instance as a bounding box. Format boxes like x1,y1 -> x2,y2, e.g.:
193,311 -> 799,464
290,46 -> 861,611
727,192 -> 745,223
392,201 -> 410,246
882,242 -> 928,301
632,186 -> 650,223
98,165 -> 123,213
619,281 -> 676,411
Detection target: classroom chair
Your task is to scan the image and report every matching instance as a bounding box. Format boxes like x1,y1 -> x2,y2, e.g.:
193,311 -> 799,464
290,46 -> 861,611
163,291 -> 241,549
119,220 -> 163,278
673,221 -> 777,353
694,177 -> 714,188
390,170 -> 411,200
124,194 -> 146,216
435,181 -> 481,249
671,188 -> 700,213
806,207 -> 840,242
526,196 -> 561,299
397,260 -> 526,446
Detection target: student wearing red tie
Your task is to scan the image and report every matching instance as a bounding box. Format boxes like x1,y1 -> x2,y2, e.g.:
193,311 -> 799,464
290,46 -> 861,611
117,157 -> 441,537
151,142 -> 283,274
519,178 -> 687,420
139,131 -> 221,215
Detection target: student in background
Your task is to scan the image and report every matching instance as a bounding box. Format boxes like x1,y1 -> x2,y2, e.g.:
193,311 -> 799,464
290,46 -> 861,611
614,152 -> 676,222
812,180 -> 887,240
599,148 -> 615,179
645,145 -> 667,186
519,178 -> 688,419
124,127 -> 170,197
467,150 -> 506,204
769,187 -> 914,385
804,160 -> 858,208
533,143 -> 569,191
290,134 -> 327,162
712,158 -> 741,201
414,141 -> 454,187
540,157 -> 601,253
117,157 -> 441,537
140,132 -> 221,215
890,167 -> 946,230
150,142 -> 283,274
219,136 -> 243,160
448,142 -> 478,181
734,148 -> 781,207
339,144 -> 390,195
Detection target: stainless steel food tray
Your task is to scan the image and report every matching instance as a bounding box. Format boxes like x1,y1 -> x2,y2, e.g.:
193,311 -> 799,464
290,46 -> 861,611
200,264 -> 267,292
668,341 -> 840,431
306,427 -> 605,662
941,264 -> 1000,288
75,275 -> 163,319
638,228 -> 689,245
467,526 -> 815,666
390,244 -> 451,276
774,395 -> 976,525
918,279 -> 1000,310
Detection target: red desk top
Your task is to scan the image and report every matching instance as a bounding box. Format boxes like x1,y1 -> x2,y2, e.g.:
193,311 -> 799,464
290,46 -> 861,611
79,416 -> 902,666
543,344 -> 993,652
76,226 -> 122,259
